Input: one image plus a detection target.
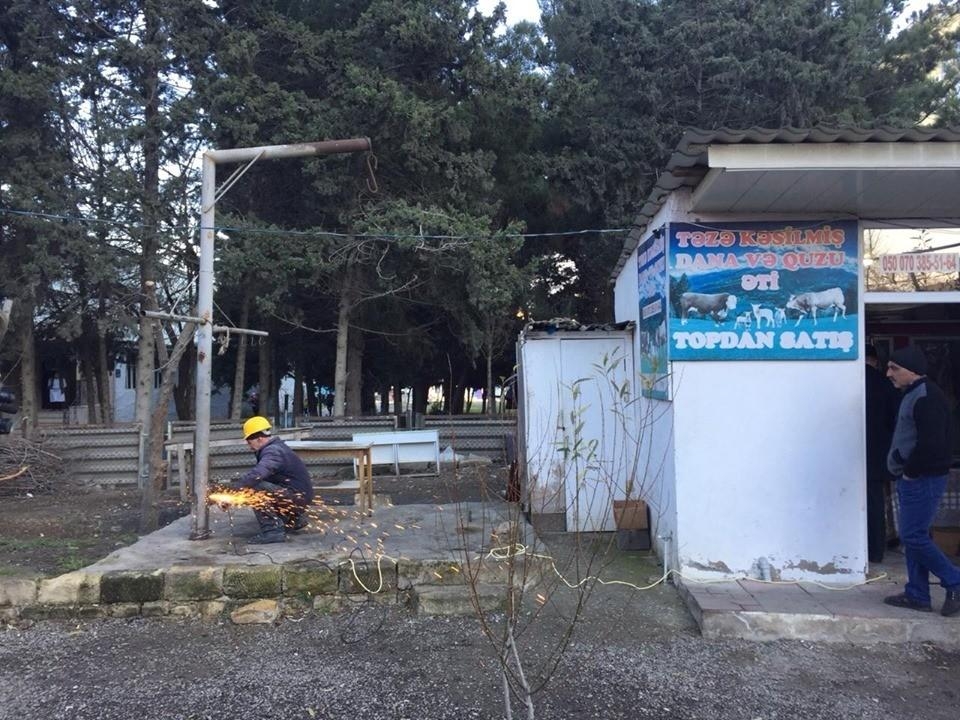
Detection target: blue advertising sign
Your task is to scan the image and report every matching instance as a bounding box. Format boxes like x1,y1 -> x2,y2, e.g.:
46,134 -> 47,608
667,220 -> 859,360
636,228 -> 669,399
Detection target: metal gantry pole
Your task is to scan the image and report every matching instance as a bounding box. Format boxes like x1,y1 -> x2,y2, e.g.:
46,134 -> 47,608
189,138 -> 372,540
191,153 -> 217,540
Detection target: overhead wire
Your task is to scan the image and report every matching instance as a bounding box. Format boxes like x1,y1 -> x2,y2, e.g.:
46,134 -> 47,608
0,206 -> 629,241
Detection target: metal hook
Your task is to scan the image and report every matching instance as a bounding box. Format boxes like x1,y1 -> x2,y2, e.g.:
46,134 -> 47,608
365,152 -> 379,194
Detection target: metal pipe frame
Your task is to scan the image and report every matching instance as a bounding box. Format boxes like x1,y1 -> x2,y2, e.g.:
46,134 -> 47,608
190,138 -> 372,540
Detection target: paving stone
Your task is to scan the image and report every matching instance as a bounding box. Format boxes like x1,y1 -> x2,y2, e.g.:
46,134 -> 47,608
231,599 -> 279,624
141,601 -> 167,617
415,584 -> 505,616
101,571 -> 164,604
107,603 -> 142,619
199,600 -> 227,620
37,572 -> 100,606
164,566 -> 223,601
283,564 -> 338,597
223,565 -> 282,598
0,577 -> 38,607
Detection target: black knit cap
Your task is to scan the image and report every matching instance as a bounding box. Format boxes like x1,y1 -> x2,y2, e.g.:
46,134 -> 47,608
890,345 -> 928,376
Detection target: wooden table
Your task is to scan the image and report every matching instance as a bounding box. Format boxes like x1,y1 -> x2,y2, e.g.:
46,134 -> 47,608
163,434 -> 374,514
286,440 -> 375,515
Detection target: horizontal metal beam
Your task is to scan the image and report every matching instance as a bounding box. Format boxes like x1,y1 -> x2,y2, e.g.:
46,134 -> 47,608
141,309 -> 269,337
206,138 -> 372,165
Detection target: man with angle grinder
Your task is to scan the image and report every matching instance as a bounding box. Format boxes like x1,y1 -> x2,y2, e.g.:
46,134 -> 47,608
213,416 -> 314,544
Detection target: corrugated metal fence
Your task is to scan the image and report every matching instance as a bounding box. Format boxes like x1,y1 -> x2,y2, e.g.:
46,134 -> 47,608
40,424 -> 141,487
424,416 -> 515,460
38,415 -> 515,488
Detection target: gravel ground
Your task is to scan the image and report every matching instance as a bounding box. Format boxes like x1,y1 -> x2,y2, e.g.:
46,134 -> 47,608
1,549 -> 959,720
2,464 -> 959,718
0,603 -> 957,720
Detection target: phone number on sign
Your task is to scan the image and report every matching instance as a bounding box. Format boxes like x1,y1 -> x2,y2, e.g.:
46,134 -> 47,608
879,253 -> 959,274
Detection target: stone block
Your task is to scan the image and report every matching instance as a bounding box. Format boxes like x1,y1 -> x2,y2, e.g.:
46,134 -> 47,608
283,565 -> 338,598
397,559 -> 464,586
281,597 -> 312,618
339,560 -> 397,594
231,599 -> 279,625
164,566 -> 223,601
140,601 -> 167,617
167,603 -> 199,618
0,578 -> 38,607
107,603 -> 142,619
100,571 -> 164,604
223,565 -> 283,598
37,572 -> 100,606
312,595 -> 345,614
77,605 -> 107,619
20,605 -> 80,621
199,600 -> 227,620
416,584 -> 505,616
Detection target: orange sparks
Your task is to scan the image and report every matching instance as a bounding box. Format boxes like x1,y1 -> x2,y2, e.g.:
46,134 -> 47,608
208,488 -> 260,507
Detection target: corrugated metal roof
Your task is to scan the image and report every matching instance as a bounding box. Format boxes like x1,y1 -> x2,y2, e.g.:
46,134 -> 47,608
610,124 -> 960,280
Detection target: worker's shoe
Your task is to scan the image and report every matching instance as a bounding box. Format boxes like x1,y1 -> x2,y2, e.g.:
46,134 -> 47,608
883,592 -> 932,612
288,516 -> 309,533
942,589 -> 960,617
247,529 -> 286,544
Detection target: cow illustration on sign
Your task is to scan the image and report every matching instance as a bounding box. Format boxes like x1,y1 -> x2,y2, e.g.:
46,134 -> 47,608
679,292 -> 737,325
785,287 -> 846,326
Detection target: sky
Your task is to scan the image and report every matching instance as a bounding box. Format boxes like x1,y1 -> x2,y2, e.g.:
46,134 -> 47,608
478,0 -> 939,28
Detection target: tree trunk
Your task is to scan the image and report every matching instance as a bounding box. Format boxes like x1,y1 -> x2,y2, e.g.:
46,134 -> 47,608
293,363 -> 304,420
306,377 -> 319,417
412,380 -> 429,417
229,294 -> 250,419
173,343 -> 195,420
96,317 -> 113,426
346,319 -> 363,415
258,335 -> 272,419
0,298 -> 12,349
379,383 -> 390,414
17,299 -> 38,439
333,264 -> 357,418
486,354 -> 495,417
81,353 -> 99,424
135,0 -> 162,488
141,322 -> 196,532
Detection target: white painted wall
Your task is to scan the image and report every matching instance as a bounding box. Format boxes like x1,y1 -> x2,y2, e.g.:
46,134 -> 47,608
614,228 -> 679,568
613,189 -> 867,584
519,331 -> 639,531
520,335 -> 569,515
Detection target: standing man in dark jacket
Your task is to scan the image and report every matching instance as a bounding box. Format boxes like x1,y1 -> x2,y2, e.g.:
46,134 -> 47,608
865,344 -> 899,563
884,345 -> 960,617
230,416 -> 314,544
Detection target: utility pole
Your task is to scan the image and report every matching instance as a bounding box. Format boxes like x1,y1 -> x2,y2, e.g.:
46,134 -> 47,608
190,139 -> 372,540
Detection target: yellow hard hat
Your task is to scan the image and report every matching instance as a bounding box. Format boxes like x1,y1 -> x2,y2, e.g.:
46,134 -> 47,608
242,416 -> 272,440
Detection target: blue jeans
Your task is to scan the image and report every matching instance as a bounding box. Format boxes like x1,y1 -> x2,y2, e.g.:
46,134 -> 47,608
897,474 -> 960,604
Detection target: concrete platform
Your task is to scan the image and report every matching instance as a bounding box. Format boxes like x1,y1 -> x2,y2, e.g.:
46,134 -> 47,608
0,499 -> 529,621
680,548 -> 960,648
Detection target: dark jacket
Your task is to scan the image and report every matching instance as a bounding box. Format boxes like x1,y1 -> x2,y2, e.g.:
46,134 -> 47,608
887,377 -> 953,479
865,364 -> 899,483
238,437 -> 314,501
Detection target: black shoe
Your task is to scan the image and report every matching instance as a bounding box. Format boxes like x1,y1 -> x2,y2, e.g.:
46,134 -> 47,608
943,590 -> 960,617
248,530 -> 286,544
284,514 -> 309,532
883,593 -> 932,612
289,516 -> 309,533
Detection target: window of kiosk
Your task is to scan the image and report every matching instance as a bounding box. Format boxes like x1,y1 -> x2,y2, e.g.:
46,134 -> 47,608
864,227 -> 960,293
